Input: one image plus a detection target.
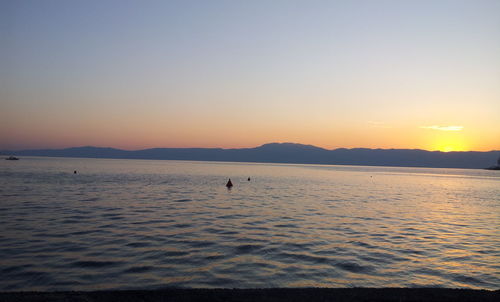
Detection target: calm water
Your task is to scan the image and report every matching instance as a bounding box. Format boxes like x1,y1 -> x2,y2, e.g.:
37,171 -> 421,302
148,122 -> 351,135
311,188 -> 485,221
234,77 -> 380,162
0,157 -> 499,291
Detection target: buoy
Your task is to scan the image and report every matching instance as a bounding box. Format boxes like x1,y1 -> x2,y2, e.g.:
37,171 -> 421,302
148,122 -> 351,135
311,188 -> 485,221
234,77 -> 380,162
226,178 -> 233,188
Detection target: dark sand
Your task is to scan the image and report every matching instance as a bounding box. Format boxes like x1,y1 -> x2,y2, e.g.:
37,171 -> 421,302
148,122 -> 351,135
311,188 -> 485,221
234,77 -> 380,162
1,288 -> 498,302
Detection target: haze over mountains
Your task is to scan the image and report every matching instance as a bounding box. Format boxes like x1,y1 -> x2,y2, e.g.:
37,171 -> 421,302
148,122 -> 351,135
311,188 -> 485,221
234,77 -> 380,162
2,143 -> 499,169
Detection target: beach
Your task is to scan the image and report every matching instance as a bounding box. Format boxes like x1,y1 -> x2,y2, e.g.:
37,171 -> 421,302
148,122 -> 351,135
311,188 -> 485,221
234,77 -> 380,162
1,288 -> 499,302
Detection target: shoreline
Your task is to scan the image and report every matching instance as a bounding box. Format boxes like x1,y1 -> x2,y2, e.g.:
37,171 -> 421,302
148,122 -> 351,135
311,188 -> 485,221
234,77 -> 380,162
1,288 -> 499,302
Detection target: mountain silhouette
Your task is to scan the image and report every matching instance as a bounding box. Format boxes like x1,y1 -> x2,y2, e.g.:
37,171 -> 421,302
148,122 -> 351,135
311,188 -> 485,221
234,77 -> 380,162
2,143 -> 499,169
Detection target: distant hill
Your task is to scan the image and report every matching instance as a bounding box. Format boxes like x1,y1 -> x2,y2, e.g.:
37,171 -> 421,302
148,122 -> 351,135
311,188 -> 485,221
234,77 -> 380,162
1,143 -> 499,169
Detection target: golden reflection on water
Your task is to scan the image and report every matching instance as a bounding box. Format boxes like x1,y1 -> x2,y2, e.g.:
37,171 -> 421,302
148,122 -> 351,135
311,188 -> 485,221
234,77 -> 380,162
0,158 -> 499,290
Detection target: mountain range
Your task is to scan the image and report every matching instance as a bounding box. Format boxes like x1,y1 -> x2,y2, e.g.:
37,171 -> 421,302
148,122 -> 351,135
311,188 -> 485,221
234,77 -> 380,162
2,143 -> 499,169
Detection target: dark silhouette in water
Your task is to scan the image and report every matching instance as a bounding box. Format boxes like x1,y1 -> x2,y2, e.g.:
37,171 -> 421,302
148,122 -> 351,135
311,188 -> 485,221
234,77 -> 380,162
74,170 -> 77,174
226,179 -> 233,188
485,155 -> 500,170
5,156 -> 19,160
248,177 -> 251,181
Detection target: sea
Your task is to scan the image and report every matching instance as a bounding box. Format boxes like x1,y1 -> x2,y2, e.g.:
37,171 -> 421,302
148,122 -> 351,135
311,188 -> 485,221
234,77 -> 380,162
0,157 -> 499,291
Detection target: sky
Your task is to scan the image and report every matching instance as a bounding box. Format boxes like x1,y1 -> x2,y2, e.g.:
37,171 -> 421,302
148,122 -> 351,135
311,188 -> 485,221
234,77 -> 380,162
1,0 -> 499,151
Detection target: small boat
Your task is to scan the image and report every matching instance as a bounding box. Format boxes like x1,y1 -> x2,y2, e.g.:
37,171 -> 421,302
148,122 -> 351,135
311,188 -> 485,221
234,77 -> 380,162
5,156 -> 19,160
226,178 -> 233,188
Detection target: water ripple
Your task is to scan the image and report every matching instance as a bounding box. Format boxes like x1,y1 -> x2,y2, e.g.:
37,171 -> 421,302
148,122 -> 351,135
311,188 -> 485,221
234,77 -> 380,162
0,158 -> 499,291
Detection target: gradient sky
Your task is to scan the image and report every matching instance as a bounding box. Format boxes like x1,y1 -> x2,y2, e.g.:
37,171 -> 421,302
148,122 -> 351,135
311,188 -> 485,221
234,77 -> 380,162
1,0 -> 499,151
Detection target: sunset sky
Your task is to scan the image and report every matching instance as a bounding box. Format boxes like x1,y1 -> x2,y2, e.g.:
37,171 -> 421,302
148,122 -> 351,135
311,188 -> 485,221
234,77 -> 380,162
1,0 -> 499,151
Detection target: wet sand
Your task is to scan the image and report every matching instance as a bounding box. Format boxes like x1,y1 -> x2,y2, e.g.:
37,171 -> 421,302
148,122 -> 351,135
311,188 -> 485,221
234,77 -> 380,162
1,288 -> 498,302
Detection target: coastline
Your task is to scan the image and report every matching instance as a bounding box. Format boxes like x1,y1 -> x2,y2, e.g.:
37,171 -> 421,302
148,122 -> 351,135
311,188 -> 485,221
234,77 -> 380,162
1,288 -> 499,302
3,143 -> 499,170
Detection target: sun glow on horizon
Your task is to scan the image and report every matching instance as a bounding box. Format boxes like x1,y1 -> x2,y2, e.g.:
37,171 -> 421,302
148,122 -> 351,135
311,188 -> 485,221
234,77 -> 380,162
431,136 -> 469,152
1,1 -> 499,152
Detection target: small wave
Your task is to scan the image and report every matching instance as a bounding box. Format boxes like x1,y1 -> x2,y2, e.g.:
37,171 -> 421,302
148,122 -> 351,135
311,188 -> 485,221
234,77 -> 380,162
217,214 -> 245,219
203,227 -> 238,235
450,273 -> 486,285
101,213 -> 121,217
190,241 -> 215,248
359,255 -> 392,265
1,265 -> 30,274
476,249 -> 497,255
171,223 -> 192,228
276,252 -> 330,264
234,244 -> 263,254
60,246 -> 87,252
336,261 -> 373,273
412,267 -> 445,277
274,223 -> 297,228
13,270 -> 54,283
163,250 -> 190,257
442,255 -> 473,262
173,198 -> 191,202
35,233 -> 67,238
202,277 -> 238,287
126,241 -> 152,248
123,266 -> 154,273
370,233 -> 388,237
71,260 -> 123,268
61,219 -> 80,224
397,248 -> 427,256
282,242 -> 314,251
81,197 -> 99,202
204,254 -> 225,260
365,251 -> 408,263
350,241 -> 377,249
69,230 -> 100,236
66,215 -> 88,220
131,219 -> 171,225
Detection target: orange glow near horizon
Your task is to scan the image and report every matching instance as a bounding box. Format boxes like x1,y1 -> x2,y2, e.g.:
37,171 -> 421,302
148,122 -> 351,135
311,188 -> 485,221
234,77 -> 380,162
432,138 -> 468,152
3,102 -> 497,152
1,119 -> 498,152
2,1 -> 499,153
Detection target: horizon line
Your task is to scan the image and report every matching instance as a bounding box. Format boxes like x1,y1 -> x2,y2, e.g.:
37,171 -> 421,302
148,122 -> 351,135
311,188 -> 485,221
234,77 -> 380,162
2,142 -> 500,153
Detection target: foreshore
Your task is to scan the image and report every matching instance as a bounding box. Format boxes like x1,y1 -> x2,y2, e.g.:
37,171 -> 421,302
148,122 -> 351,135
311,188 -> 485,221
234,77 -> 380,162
1,288 -> 498,302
